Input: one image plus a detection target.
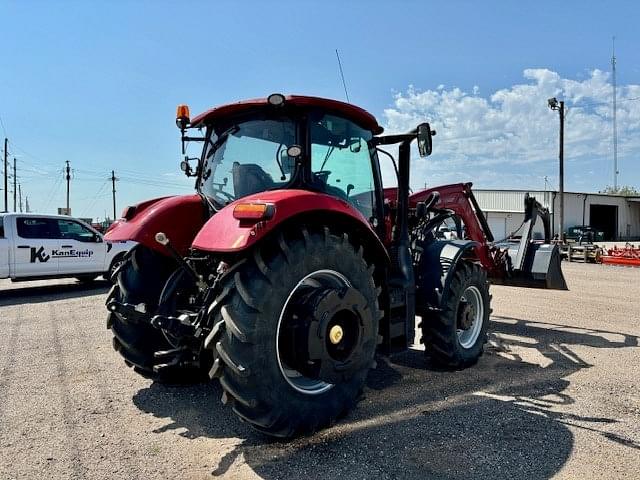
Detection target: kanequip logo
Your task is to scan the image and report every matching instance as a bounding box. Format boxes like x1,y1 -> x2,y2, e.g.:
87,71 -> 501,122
29,246 -> 94,263
30,246 -> 51,263
52,249 -> 94,258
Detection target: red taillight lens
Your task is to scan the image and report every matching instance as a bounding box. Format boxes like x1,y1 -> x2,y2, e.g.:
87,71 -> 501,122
232,203 -> 274,221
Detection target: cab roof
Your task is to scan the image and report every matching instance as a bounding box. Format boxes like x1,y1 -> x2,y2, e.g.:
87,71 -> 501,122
189,95 -> 384,135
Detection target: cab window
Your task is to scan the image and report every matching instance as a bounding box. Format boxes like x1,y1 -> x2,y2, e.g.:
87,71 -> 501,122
57,219 -> 98,242
200,118 -> 298,204
16,217 -> 60,239
310,114 -> 377,221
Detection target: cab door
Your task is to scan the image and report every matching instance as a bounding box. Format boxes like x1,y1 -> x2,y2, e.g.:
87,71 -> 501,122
13,217 -> 60,277
309,112 -> 384,234
55,218 -> 106,274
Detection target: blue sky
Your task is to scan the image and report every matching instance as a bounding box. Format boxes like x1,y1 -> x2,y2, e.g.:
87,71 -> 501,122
1,1 -> 639,220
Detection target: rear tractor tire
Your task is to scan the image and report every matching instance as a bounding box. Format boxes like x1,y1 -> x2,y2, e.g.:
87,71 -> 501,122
107,245 -> 210,383
205,227 -> 382,438
421,262 -> 491,368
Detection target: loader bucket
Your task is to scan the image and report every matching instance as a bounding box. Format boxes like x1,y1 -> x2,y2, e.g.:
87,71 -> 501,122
493,242 -> 568,290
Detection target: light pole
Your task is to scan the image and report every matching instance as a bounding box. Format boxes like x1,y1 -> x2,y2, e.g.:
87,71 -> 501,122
548,97 -> 565,241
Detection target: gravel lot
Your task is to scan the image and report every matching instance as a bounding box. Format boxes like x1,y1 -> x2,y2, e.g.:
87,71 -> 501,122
1,262 -> 639,480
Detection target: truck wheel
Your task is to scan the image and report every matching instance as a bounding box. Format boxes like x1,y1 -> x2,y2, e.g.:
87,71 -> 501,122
107,245 -> 208,383
205,227 -> 382,437
421,262 -> 490,368
106,253 -> 126,283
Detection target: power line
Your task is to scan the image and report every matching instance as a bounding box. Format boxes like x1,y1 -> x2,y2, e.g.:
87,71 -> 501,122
43,173 -> 64,211
80,180 -> 109,218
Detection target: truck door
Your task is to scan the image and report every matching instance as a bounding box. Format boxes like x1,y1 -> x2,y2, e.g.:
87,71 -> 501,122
55,218 -> 105,274
13,217 -> 60,277
0,216 -> 9,278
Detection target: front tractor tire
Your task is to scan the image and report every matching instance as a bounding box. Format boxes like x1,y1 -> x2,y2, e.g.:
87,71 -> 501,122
205,227 -> 382,438
107,245 -> 209,383
421,262 -> 491,368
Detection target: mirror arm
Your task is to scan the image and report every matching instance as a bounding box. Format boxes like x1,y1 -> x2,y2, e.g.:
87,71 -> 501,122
180,129 -> 206,155
372,131 -> 417,146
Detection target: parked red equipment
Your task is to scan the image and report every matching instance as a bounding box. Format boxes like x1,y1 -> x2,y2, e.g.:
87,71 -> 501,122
599,244 -> 640,267
104,94 -> 566,438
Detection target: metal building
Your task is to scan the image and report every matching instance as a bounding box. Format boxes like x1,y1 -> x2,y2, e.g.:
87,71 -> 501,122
474,189 -> 640,241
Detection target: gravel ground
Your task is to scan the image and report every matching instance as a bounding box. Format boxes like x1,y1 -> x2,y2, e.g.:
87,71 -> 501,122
0,262 -> 639,479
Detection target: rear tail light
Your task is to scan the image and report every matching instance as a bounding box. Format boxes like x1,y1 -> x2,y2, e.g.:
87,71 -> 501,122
233,203 -> 275,221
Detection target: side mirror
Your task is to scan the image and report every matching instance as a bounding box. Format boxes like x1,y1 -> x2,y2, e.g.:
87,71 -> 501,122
417,123 -> 435,157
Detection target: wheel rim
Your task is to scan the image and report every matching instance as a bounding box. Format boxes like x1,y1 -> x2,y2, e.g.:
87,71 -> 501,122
276,269 -> 352,395
110,258 -> 125,280
456,285 -> 484,349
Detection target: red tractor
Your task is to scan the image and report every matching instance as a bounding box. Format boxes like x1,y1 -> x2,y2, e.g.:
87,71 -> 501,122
105,94 -> 566,437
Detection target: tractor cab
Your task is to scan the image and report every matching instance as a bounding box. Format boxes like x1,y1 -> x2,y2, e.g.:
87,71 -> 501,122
177,94 -> 392,239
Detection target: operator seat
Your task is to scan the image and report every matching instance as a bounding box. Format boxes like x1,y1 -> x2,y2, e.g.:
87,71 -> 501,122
232,162 -> 276,198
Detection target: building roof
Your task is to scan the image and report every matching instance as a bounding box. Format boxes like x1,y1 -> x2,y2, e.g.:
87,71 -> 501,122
189,95 -> 384,134
474,188 -> 640,200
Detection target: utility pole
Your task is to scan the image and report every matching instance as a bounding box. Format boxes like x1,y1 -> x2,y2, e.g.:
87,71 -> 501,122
548,97 -> 565,241
3,138 -> 7,212
612,36 -> 618,190
18,184 -> 22,212
65,160 -> 71,214
110,170 -> 118,220
25,196 -> 30,213
13,157 -> 17,212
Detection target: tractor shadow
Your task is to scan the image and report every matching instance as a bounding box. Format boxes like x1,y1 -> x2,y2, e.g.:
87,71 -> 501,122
0,279 -> 110,306
132,316 -> 639,480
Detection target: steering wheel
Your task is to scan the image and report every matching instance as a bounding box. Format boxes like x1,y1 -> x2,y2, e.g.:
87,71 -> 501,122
212,188 -> 236,204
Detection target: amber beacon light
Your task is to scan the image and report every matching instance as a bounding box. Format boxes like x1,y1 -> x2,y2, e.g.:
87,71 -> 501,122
176,104 -> 191,129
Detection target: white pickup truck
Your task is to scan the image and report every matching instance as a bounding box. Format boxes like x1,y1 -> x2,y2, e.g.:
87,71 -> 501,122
0,213 -> 135,282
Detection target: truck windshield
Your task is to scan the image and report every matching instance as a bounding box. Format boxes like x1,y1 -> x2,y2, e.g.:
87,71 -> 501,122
198,117 -> 298,205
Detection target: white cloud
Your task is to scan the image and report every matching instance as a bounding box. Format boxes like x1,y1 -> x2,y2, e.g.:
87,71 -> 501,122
379,69 -> 640,192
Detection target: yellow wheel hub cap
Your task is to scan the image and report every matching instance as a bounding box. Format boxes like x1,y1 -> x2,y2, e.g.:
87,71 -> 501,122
329,325 -> 344,345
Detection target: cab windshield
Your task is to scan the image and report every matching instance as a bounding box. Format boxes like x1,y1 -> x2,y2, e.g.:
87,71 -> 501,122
198,117 -> 298,205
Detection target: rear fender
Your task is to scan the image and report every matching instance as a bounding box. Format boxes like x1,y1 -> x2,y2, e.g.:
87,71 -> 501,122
416,239 -> 479,311
105,195 -> 207,256
192,189 -> 389,266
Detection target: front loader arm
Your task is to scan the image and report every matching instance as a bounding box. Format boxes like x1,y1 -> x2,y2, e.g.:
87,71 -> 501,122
409,183 -> 567,290
409,183 -> 499,276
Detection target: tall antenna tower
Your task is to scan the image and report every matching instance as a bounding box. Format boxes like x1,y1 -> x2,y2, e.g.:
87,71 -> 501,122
612,36 -> 618,189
